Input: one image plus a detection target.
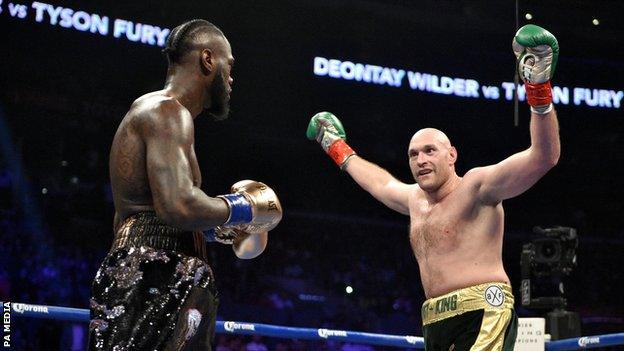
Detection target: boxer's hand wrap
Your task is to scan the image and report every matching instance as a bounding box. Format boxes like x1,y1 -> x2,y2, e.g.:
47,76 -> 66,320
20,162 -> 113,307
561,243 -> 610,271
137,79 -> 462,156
203,226 -> 239,245
512,24 -> 559,114
306,112 -> 356,169
219,180 -> 282,234
524,81 -> 553,109
218,193 -> 253,225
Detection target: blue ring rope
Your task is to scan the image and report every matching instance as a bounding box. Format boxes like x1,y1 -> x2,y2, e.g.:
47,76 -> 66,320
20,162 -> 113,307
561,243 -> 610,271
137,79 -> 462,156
4,302 -> 623,350
5,302 -> 423,348
546,333 -> 624,350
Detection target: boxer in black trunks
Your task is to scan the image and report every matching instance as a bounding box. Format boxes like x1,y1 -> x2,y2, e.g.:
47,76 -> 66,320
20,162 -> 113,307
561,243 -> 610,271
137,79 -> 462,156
89,19 -> 282,350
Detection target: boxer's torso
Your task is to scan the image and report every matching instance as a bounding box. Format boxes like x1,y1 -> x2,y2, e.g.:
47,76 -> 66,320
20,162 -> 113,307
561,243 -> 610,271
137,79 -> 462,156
408,175 -> 510,299
109,91 -> 202,229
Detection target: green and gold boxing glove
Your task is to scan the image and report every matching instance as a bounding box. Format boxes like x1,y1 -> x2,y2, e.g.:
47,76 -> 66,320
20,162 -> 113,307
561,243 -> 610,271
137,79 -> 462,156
513,24 -> 559,114
306,112 -> 356,170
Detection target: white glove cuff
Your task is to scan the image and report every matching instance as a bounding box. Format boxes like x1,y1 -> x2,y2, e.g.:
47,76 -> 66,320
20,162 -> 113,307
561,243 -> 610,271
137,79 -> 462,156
531,103 -> 554,115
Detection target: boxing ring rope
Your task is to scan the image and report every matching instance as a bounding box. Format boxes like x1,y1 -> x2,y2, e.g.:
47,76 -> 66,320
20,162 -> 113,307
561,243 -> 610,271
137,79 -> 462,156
5,302 -> 624,350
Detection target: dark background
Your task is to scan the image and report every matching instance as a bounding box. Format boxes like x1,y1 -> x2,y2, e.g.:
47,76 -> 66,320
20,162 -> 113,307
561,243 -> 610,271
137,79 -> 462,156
2,0 -> 623,349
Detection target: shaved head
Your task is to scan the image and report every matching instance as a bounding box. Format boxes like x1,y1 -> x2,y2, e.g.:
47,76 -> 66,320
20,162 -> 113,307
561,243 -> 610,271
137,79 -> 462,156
408,128 -> 458,192
411,128 -> 452,149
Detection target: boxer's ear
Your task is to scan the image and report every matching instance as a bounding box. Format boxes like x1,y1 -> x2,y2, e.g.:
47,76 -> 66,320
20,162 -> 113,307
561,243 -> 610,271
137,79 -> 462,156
449,146 -> 457,164
200,49 -> 214,75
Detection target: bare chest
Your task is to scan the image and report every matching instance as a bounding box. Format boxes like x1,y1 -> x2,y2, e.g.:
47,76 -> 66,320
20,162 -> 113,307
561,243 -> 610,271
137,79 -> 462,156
409,198 -> 472,259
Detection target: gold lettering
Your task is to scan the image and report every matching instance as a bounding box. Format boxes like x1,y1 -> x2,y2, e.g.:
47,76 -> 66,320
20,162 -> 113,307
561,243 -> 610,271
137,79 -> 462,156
268,201 -> 278,211
449,295 -> 457,310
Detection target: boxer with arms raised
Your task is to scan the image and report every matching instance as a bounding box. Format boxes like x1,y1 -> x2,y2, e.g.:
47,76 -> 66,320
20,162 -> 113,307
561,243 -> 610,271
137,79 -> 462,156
89,19 -> 282,351
307,25 -> 559,350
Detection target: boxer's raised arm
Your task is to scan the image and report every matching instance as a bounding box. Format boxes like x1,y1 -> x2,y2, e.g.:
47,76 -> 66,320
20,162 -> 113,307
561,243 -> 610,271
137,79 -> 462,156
307,112 -> 413,215
472,25 -> 560,205
345,156 -> 413,215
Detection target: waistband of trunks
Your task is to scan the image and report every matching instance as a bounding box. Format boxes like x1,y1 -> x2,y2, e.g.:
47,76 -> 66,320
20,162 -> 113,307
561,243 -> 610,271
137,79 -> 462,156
111,212 -> 207,261
421,282 -> 514,325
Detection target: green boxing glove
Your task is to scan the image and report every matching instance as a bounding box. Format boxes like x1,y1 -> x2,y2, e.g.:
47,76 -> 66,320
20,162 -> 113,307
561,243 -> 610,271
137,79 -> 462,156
306,112 -> 356,169
513,24 -> 559,114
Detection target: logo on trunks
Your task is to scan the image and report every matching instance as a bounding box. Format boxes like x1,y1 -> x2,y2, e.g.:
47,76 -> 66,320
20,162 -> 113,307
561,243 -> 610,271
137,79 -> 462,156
223,321 -> 255,333
484,286 -> 504,307
184,309 -> 202,341
405,336 -> 422,345
578,337 -> 600,347
434,294 -> 458,314
317,329 -> 348,339
11,303 -> 49,314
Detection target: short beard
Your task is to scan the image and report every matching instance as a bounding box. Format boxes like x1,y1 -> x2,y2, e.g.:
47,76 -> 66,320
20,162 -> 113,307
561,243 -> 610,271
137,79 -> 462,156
206,69 -> 230,121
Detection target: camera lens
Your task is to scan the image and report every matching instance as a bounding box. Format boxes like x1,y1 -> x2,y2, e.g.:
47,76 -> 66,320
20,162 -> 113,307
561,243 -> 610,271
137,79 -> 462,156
541,242 -> 556,258
535,238 -> 561,263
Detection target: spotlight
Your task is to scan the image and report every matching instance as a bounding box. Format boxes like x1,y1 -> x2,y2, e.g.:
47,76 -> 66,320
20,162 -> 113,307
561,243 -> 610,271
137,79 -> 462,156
592,18 -> 600,26
525,13 -> 533,20
345,286 -> 353,294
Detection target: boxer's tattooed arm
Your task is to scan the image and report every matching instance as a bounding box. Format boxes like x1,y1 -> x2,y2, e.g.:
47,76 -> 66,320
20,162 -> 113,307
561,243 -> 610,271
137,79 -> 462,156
116,137 -> 137,184
143,100 -> 229,230
116,120 -> 146,191
110,113 -> 154,220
